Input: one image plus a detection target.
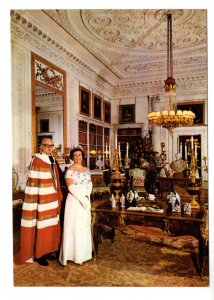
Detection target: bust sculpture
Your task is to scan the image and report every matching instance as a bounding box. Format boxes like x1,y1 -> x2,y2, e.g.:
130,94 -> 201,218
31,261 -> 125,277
170,152 -> 188,174
96,155 -> 104,169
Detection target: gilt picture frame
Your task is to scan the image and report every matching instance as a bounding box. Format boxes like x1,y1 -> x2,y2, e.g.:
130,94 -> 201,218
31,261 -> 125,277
103,100 -> 111,124
93,93 -> 102,121
119,104 -> 135,124
79,86 -> 91,117
177,102 -> 204,125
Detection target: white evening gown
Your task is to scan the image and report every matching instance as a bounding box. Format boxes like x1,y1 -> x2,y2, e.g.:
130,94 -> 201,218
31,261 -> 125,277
59,169 -> 93,265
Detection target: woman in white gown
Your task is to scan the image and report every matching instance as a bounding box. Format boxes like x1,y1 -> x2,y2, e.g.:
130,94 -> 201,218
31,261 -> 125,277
59,146 -> 93,265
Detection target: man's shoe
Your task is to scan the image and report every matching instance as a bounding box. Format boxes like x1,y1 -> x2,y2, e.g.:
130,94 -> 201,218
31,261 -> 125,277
35,256 -> 49,266
45,253 -> 57,261
55,250 -> 60,260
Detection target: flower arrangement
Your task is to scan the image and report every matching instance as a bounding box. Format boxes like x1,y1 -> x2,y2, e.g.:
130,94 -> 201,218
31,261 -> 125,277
129,135 -> 154,168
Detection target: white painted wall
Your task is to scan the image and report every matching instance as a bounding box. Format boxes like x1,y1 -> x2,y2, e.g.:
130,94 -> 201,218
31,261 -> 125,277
11,18 -> 113,188
11,13 -> 208,189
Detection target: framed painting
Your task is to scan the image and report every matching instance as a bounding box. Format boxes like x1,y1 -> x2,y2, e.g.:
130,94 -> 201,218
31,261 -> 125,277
40,119 -> 49,132
79,86 -> 91,117
177,102 -> 204,125
119,104 -> 135,124
93,93 -> 102,121
103,100 -> 111,123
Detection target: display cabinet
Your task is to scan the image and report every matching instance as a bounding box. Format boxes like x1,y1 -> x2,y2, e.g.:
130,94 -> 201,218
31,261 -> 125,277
79,121 -> 110,169
117,128 -> 142,159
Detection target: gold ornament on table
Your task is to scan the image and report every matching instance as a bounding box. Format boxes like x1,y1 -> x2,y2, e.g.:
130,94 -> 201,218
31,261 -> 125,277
111,169 -> 122,207
110,148 -> 123,208
202,156 -> 208,173
104,143 -> 111,167
12,167 -> 19,192
186,148 -> 201,209
124,142 -> 130,169
63,147 -> 71,164
111,148 -> 121,170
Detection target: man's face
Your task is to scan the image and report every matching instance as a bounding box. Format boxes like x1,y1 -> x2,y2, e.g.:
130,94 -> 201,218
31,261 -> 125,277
41,138 -> 54,155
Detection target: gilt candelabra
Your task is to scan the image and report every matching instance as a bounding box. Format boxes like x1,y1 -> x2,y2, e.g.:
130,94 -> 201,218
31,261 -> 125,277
186,149 -> 200,209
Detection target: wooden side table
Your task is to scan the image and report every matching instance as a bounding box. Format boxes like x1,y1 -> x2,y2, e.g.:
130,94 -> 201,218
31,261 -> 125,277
13,190 -> 24,232
13,190 -> 24,201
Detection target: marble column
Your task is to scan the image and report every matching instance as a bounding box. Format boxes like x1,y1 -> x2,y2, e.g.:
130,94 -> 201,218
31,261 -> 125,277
150,96 -> 161,153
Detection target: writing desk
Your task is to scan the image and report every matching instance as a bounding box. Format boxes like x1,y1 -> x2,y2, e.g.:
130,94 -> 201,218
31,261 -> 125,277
91,200 -> 207,277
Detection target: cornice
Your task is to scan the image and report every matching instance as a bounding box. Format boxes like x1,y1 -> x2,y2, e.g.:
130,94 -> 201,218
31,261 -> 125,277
112,77 -> 207,98
10,10 -> 207,100
10,10 -> 114,96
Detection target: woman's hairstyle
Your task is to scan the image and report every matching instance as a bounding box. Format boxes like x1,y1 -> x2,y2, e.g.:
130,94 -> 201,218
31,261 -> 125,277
70,146 -> 84,160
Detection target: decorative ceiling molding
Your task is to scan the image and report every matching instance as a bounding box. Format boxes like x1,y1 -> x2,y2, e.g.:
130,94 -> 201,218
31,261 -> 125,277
10,10 -> 114,93
11,9 -> 207,100
47,9 -> 206,53
43,9 -> 207,98
79,9 -> 206,51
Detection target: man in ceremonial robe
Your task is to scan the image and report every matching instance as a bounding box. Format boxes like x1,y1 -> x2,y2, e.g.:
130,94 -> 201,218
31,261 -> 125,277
14,137 -> 63,266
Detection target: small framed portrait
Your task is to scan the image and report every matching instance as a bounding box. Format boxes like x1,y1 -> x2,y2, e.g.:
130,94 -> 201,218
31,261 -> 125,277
93,93 -> 102,121
103,100 -> 111,123
119,104 -> 135,124
177,102 -> 204,125
79,86 -> 91,117
40,119 -> 49,132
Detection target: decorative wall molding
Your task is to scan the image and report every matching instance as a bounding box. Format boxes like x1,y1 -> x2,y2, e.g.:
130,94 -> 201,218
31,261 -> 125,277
35,94 -> 63,108
112,77 -> 207,99
34,59 -> 64,91
12,44 -> 32,187
10,10 -> 114,97
16,50 -> 26,175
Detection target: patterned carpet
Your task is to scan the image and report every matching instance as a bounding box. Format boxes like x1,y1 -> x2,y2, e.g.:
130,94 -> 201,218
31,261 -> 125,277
13,229 -> 209,287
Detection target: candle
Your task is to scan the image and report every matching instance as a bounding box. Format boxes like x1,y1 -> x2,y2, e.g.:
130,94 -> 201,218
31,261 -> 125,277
179,142 -> 182,155
115,131 -> 117,150
118,142 -> 121,158
185,143 -> 187,160
195,144 -> 197,159
105,143 -> 108,158
202,142 -> 207,157
126,142 -> 129,157
109,144 -> 111,160
191,136 -> 194,150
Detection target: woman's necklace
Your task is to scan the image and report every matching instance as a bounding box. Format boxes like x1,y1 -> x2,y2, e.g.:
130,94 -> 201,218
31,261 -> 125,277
74,164 -> 82,170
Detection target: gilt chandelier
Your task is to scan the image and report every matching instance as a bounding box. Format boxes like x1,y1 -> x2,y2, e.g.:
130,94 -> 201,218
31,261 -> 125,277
147,14 -> 195,132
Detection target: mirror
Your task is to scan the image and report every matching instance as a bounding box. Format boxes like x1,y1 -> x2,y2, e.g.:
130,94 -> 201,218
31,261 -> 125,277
35,85 -> 64,151
31,52 -> 67,154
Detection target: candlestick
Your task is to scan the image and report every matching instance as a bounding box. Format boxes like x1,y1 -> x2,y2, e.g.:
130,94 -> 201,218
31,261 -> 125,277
126,142 -> 129,157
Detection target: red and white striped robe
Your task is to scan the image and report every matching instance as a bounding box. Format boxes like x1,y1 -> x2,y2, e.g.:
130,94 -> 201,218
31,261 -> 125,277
14,153 -> 63,264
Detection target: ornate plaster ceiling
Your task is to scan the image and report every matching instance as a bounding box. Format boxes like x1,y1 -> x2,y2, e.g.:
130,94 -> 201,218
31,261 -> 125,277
43,9 -> 207,86
35,86 -> 63,110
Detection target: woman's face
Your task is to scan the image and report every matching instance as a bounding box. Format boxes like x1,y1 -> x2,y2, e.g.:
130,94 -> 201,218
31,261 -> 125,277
73,150 -> 83,164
